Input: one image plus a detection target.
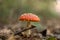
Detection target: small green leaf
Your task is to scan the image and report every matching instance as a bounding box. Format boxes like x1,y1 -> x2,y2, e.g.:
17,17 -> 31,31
31,22 -> 46,31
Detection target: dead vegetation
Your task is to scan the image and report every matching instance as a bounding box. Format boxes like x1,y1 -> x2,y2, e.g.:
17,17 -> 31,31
0,19 -> 60,40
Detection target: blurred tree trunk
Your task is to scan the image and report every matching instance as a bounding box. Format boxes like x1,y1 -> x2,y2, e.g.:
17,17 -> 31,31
8,8 -> 14,24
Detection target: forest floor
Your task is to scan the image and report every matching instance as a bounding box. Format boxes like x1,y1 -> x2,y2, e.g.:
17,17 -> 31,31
0,24 -> 60,40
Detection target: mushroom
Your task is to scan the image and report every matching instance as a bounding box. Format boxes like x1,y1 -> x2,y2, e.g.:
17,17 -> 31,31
19,13 -> 40,37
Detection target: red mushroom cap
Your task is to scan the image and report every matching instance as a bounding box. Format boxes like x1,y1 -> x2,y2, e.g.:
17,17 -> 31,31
19,13 -> 40,22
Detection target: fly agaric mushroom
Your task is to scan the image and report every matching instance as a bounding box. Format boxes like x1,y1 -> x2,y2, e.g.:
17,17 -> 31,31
19,13 -> 40,37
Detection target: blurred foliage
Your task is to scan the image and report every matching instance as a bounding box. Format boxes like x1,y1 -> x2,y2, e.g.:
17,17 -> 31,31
0,0 -> 58,24
47,37 -> 57,40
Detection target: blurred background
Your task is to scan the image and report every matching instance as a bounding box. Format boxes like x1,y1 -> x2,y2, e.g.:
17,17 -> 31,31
0,0 -> 60,30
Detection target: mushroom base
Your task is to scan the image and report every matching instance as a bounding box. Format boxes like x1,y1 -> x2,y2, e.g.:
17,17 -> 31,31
22,30 -> 32,37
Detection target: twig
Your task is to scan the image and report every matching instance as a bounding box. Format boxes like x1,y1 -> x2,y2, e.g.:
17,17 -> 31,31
14,25 -> 36,35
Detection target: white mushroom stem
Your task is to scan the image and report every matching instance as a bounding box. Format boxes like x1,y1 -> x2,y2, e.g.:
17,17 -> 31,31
26,21 -> 31,37
22,21 -> 31,37
27,21 -> 31,28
